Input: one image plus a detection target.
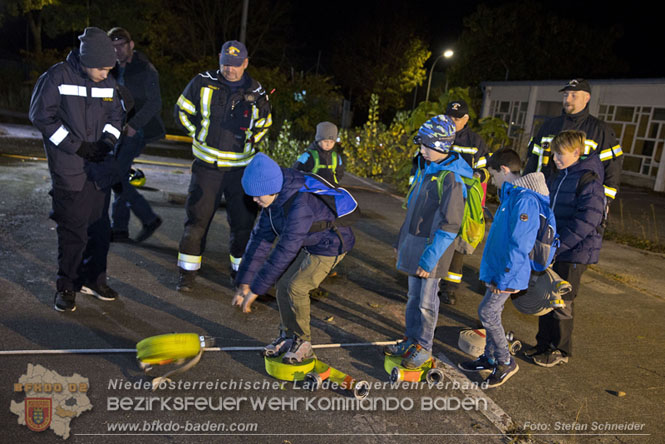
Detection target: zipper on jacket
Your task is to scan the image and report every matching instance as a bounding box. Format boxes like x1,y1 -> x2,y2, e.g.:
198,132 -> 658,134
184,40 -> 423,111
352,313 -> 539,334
268,207 -> 279,236
551,168 -> 568,209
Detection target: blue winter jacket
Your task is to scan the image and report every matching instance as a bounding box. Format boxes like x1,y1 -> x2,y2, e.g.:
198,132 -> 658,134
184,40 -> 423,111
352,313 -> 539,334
479,174 -> 549,291
548,154 -> 605,264
236,168 -> 355,295
396,152 -> 472,277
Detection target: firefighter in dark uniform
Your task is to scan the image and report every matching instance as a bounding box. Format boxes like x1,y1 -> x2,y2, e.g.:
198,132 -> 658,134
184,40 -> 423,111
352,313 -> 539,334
523,79 -> 623,205
409,100 -> 491,305
174,40 -> 272,291
29,27 -> 124,312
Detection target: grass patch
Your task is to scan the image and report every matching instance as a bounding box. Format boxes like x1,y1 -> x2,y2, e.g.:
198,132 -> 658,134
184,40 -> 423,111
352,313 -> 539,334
603,229 -> 665,254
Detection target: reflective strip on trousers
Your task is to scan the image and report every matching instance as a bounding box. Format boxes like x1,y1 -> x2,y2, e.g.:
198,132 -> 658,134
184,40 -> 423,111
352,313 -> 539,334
178,252 -> 202,271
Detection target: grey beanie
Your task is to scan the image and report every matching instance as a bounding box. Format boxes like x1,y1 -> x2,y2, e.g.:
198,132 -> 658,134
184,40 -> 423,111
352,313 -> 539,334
315,121 -> 338,142
78,27 -> 117,68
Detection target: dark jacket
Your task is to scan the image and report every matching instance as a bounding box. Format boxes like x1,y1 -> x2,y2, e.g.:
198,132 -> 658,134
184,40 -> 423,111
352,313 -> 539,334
548,155 -> 605,264
29,49 -> 123,191
236,168 -> 355,296
451,126 -> 490,169
397,153 -> 472,277
112,50 -> 165,143
293,141 -> 344,185
174,70 -> 272,169
524,106 -> 623,201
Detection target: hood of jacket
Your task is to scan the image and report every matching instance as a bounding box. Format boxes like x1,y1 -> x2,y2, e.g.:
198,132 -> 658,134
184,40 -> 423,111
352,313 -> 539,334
423,151 -> 474,179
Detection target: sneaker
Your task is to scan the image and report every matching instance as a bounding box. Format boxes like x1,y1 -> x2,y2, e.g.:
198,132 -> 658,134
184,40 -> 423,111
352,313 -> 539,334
80,282 -> 118,301
54,291 -> 77,312
532,349 -> 568,367
262,332 -> 293,357
485,358 -> 519,388
110,230 -> 130,243
401,344 -> 432,369
135,216 -> 162,243
383,337 -> 414,357
458,354 -> 496,372
176,269 -> 196,292
282,337 -> 315,364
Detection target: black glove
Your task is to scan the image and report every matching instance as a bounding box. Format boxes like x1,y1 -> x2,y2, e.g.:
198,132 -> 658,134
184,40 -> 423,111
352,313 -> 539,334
76,141 -> 106,162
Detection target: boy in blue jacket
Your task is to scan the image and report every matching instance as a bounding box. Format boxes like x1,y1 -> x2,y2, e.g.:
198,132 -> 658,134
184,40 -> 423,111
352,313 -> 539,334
385,115 -> 471,369
458,148 -> 551,388
528,130 -> 605,367
232,153 -> 355,364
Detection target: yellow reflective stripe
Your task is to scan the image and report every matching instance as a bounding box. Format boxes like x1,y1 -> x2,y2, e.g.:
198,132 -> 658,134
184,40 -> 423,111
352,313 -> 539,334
474,157 -> 487,168
230,255 -> 242,271
532,144 -> 543,156
452,145 -> 478,155
197,87 -> 213,143
253,128 -> 268,143
176,94 -> 196,115
604,185 -> 617,199
178,252 -> 202,271
178,111 -> 196,135
444,271 -> 462,283
612,144 -> 623,157
542,156 -> 550,166
584,139 -> 598,155
599,148 -> 613,161
192,139 -> 254,160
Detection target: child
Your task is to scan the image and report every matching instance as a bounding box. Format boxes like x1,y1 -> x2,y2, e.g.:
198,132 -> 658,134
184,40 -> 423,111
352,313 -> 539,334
385,114 -> 472,369
293,121 -> 344,186
458,148 -> 550,388
232,153 -> 354,364
528,130 -> 605,367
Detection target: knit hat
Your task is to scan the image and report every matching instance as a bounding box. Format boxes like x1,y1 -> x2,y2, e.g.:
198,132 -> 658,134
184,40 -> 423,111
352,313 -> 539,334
78,27 -> 117,68
220,40 -> 248,67
242,153 -> 283,196
315,121 -> 338,142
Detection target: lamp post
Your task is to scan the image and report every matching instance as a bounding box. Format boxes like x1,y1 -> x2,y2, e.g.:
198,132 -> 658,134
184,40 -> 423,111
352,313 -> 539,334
425,49 -> 454,102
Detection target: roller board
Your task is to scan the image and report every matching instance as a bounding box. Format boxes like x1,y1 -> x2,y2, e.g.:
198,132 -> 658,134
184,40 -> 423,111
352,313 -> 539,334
264,355 -> 370,400
136,333 -> 214,390
383,355 -> 445,384
458,328 -> 522,357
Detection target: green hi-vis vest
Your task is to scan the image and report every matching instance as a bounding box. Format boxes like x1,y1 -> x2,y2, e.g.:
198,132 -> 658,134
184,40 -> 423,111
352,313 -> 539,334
309,149 -> 339,184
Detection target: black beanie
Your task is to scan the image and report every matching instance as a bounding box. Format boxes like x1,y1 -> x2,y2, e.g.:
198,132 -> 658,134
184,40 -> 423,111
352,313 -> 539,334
78,27 -> 116,68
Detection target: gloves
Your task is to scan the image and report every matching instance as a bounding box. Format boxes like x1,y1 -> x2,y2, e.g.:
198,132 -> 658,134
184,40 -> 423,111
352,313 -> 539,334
76,140 -> 112,163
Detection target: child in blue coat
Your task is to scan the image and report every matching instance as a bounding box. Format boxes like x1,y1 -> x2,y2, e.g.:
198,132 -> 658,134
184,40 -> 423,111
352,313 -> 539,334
458,148 -> 551,388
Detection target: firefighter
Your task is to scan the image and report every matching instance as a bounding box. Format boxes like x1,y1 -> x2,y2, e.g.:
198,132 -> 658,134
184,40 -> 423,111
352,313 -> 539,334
523,78 -> 623,206
174,40 -> 272,292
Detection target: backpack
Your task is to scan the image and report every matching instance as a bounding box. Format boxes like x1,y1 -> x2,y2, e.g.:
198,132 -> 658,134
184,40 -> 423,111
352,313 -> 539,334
530,198 -> 559,272
283,173 -> 360,234
434,170 -> 485,254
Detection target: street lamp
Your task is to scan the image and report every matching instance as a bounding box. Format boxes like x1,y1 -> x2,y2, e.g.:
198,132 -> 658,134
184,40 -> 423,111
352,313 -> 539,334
425,49 -> 454,102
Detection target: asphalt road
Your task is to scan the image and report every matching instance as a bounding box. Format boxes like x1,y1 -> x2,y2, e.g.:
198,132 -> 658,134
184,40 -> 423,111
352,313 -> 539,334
1,134 -> 664,444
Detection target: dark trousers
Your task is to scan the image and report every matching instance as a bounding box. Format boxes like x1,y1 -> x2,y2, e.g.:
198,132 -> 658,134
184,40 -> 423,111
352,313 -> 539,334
50,180 -> 111,291
111,130 -> 158,231
178,160 -> 258,266
536,261 -> 587,356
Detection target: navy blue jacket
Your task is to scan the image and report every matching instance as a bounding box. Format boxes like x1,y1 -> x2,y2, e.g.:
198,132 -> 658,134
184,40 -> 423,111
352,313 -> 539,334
236,168 -> 355,295
548,155 -> 605,264
29,49 -> 123,191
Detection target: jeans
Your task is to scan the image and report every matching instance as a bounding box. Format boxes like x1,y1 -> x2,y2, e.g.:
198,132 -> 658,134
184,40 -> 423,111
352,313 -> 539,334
275,250 -> 345,342
478,288 -> 512,363
405,275 -> 441,351
111,130 -> 158,231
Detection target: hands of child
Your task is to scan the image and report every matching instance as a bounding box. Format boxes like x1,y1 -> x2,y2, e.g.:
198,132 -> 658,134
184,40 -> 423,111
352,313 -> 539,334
232,284 -> 259,313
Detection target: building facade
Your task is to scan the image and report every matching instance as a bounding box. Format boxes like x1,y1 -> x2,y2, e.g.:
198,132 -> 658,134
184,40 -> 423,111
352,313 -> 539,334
480,79 -> 665,192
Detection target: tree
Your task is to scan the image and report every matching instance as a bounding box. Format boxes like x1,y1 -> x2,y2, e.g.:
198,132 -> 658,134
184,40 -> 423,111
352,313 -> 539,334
447,1 -> 627,87
1,0 -> 57,55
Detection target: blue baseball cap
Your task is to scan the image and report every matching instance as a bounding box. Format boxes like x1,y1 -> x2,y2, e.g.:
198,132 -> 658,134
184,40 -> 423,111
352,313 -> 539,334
220,40 -> 248,67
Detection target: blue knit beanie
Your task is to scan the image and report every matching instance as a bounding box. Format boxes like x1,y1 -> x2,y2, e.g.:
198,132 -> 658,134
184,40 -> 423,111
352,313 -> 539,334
242,153 -> 283,196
